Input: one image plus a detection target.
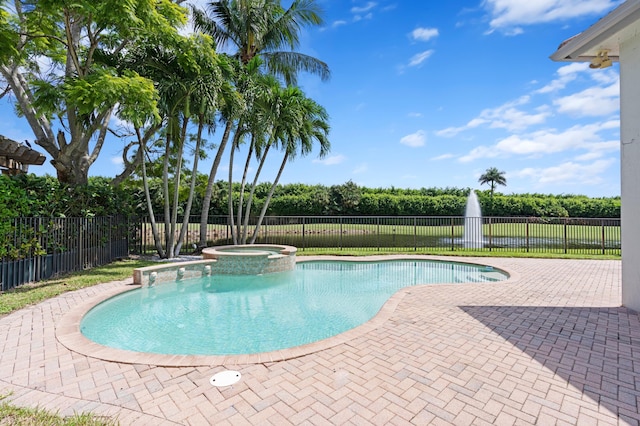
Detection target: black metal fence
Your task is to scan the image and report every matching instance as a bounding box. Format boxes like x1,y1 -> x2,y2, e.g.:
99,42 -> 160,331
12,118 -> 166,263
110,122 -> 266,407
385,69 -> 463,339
0,216 -> 130,291
2,215 -> 621,291
132,215 -> 621,257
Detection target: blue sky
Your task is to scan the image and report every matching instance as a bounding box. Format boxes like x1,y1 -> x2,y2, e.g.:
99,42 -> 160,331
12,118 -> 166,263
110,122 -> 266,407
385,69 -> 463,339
0,0 -> 624,197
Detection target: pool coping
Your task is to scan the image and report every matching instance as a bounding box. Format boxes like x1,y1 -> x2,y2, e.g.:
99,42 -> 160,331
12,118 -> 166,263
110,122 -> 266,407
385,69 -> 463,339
55,255 -> 518,367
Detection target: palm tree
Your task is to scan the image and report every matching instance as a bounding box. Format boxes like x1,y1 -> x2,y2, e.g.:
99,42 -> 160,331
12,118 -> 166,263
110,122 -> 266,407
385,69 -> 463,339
191,0 -> 330,85
478,167 -> 507,198
249,89 -> 329,243
129,34 -> 228,258
192,0 -> 330,247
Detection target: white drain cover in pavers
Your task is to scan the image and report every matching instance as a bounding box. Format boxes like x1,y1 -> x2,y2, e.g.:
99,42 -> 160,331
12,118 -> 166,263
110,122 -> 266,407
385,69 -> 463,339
210,370 -> 241,387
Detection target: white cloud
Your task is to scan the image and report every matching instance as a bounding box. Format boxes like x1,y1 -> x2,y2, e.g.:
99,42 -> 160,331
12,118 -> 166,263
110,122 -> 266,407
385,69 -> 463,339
436,96 -> 549,137
353,163 -> 368,174
408,50 -> 434,67
351,2 -> 376,21
400,130 -> 426,147
553,81 -> 619,117
514,159 -> 615,186
411,27 -> 439,42
408,112 -> 423,118
111,156 -> 124,165
459,146 -> 500,163
487,106 -> 550,131
535,62 -> 590,94
431,153 -> 455,161
111,110 -> 133,129
353,13 -> 373,22
483,0 -> 621,33
458,120 -> 619,162
351,2 -> 377,14
313,154 -> 346,165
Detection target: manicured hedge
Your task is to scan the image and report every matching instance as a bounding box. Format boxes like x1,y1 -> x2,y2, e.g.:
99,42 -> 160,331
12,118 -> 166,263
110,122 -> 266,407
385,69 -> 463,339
3,175 -> 620,219
1,174 -> 137,217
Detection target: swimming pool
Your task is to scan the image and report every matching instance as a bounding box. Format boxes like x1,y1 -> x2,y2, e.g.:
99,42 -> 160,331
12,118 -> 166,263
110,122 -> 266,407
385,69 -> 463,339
80,259 -> 508,356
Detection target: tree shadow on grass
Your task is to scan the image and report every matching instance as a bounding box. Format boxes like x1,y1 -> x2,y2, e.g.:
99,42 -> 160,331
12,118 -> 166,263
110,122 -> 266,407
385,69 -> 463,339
460,305 -> 640,423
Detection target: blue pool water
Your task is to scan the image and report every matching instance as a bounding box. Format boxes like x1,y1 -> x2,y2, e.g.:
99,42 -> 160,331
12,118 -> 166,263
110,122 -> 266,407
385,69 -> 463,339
81,260 -> 507,355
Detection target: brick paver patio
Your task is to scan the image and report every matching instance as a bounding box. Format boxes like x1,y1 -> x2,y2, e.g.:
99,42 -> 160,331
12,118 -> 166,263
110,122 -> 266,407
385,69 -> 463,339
0,256 -> 635,425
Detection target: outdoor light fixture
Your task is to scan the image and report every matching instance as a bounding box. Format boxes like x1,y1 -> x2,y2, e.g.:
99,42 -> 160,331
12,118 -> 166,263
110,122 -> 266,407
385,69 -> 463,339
589,50 -> 612,69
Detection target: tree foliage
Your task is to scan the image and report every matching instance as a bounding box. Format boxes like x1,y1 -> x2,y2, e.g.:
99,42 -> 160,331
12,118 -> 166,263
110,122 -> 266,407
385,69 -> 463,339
478,167 -> 507,197
0,0 -> 186,185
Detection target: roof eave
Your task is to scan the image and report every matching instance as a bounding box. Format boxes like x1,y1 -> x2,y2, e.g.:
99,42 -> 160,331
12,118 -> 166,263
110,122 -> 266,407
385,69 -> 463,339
550,0 -> 640,62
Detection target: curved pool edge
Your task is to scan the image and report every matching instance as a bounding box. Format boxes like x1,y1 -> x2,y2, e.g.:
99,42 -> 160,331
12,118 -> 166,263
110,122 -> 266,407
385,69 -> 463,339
55,255 -> 517,367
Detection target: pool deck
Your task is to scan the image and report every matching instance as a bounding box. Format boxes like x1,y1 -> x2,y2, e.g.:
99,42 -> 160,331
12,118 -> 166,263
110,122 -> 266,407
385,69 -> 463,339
0,255 -> 635,425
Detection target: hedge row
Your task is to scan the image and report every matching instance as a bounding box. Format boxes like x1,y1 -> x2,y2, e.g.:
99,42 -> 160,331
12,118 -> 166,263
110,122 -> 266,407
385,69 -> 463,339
0,174 -> 137,218
263,193 -> 620,218
2,175 -> 621,219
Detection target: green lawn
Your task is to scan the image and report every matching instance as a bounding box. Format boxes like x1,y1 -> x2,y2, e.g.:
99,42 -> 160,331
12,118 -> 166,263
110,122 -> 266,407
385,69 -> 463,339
142,220 -> 620,257
0,259 -> 155,316
0,394 -> 117,425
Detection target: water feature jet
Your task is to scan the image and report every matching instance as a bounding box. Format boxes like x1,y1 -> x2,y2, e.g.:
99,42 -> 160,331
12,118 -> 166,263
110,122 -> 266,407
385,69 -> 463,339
463,190 -> 483,248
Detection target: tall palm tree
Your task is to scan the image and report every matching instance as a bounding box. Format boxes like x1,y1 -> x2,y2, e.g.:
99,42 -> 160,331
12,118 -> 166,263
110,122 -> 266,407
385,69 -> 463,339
478,167 -> 507,198
192,0 -> 330,85
129,34 -> 227,258
192,0 -> 330,247
249,87 -> 330,243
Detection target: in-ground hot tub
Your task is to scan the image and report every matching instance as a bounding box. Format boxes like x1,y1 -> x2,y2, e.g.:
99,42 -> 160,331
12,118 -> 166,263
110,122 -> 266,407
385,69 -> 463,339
202,244 -> 297,275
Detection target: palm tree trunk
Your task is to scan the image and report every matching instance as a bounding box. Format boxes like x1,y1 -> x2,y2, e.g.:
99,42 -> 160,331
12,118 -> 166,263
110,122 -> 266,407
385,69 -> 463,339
237,135 -> 256,244
168,117 -> 189,257
162,134 -> 171,257
250,151 -> 289,244
241,140 -> 273,244
176,116 -> 204,255
198,119 -> 234,248
140,130 -> 165,258
228,138 -> 238,245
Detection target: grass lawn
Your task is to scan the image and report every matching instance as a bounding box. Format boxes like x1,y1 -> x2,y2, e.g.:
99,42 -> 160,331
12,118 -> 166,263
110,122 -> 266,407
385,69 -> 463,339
147,220 -> 620,257
0,259 -> 155,317
0,394 -> 117,425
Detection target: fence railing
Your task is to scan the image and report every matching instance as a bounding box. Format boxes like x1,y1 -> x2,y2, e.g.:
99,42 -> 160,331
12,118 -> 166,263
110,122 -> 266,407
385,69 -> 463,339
0,216 -> 130,291
132,215 -> 621,257
1,215 -> 621,290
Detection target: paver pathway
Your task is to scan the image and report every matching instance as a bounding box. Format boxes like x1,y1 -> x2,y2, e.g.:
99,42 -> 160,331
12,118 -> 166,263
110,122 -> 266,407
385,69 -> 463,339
1,256 -> 634,425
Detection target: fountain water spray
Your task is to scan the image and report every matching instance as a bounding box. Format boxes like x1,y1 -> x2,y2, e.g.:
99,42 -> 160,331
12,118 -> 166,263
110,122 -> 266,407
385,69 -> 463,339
463,190 -> 483,248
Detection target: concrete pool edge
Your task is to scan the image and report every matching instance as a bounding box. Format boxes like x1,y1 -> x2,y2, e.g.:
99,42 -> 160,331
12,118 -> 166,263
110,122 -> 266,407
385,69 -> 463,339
55,255 -> 517,367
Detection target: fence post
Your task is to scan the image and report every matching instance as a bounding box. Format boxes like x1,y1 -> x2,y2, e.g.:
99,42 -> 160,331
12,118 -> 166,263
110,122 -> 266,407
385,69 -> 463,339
488,217 -> 492,252
109,216 -> 113,261
414,217 -> 417,251
601,219 -> 606,255
302,217 -> 306,250
79,218 -> 84,270
377,217 -> 380,251
564,218 -> 568,254
451,217 -> 455,251
526,218 -> 530,253
264,219 -> 268,244
340,217 -> 343,250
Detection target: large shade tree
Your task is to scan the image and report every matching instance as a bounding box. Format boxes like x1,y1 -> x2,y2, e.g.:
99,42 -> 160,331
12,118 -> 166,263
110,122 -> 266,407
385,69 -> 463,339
0,0 -> 186,185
